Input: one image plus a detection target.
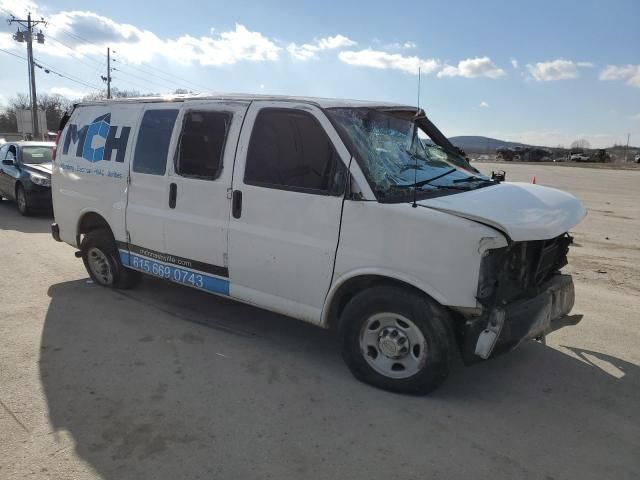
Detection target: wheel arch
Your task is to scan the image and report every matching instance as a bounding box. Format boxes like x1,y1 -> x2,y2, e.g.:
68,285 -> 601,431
76,210 -> 115,247
321,270 -> 450,330
14,180 -> 23,198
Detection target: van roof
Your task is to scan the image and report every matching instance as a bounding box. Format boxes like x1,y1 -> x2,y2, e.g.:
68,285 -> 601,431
75,93 -> 418,110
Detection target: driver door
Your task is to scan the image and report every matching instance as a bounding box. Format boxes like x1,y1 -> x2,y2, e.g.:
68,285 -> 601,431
227,102 -> 350,323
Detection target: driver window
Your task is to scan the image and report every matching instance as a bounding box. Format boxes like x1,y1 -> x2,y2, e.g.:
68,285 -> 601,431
244,108 -> 346,195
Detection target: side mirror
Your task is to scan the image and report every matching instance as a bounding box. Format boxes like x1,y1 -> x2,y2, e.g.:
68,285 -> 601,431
491,170 -> 506,183
2,158 -> 15,166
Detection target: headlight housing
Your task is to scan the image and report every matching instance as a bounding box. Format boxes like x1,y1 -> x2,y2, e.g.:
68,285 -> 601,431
29,172 -> 51,187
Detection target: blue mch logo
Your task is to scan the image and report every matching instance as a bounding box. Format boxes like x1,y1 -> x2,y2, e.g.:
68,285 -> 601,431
62,113 -> 131,163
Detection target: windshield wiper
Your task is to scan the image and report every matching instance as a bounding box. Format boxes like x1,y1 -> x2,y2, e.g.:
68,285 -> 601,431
452,176 -> 494,184
396,168 -> 457,189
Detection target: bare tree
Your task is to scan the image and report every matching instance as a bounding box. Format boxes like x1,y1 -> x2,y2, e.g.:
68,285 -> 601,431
570,138 -> 591,151
0,93 -> 74,133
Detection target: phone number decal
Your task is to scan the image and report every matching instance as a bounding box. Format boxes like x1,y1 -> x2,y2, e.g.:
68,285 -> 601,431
120,250 -> 229,295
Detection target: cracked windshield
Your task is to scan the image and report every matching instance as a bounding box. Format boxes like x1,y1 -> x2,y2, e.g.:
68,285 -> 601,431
329,108 -> 491,200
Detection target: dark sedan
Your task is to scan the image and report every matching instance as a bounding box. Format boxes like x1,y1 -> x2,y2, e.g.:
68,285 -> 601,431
0,141 -> 55,216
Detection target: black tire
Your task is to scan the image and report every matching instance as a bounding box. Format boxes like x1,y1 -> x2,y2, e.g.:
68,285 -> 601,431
16,184 -> 31,216
339,285 -> 454,395
80,229 -> 141,289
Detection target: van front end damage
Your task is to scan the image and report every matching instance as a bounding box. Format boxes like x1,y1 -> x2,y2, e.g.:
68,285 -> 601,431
462,234 -> 582,363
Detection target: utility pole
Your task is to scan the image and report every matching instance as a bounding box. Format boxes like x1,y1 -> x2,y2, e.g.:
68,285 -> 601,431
102,47 -> 113,99
10,13 -> 47,139
624,133 -> 630,163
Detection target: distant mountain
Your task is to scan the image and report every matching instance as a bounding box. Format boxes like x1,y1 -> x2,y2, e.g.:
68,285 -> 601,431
448,136 -> 531,152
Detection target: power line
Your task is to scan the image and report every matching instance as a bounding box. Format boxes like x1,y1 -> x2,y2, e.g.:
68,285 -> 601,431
112,65 -> 182,92
45,34 -> 106,69
51,21 -> 210,92
34,57 -> 101,90
2,48 -> 101,91
6,10 -> 212,96
118,60 -> 209,92
0,47 -> 27,61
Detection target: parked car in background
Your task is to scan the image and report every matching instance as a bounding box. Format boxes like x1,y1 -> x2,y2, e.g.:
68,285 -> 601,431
635,153 -> 640,163
570,153 -> 590,162
0,141 -> 54,215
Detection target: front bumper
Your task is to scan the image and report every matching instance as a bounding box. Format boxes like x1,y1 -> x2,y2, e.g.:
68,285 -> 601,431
462,274 -> 581,362
24,185 -> 52,208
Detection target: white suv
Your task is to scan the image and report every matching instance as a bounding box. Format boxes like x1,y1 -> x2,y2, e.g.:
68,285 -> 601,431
50,94 -> 586,394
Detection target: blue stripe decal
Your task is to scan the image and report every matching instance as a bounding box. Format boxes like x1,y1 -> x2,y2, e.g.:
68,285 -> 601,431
119,249 -> 229,295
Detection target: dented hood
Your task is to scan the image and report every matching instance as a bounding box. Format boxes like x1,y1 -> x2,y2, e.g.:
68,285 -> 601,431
418,182 -> 586,241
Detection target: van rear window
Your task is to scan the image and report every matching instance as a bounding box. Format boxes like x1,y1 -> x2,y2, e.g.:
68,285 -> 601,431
133,109 -> 179,175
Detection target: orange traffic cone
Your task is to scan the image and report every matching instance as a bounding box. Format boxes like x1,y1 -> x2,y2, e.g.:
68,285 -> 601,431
532,176 -> 536,184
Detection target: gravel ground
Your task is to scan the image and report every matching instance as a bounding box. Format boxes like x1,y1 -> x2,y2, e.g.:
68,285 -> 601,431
0,162 -> 638,480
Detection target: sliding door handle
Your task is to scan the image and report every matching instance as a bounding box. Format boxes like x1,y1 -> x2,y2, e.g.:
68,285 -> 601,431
169,182 -> 177,209
232,190 -> 242,218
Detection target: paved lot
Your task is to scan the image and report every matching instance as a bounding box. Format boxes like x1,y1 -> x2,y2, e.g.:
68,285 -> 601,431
1,163 -> 639,480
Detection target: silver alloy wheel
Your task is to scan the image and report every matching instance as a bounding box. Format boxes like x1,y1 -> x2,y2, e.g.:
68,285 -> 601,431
359,312 -> 428,379
87,247 -> 114,285
17,188 -> 27,213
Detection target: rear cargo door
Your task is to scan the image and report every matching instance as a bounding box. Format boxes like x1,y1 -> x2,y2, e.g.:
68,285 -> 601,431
161,100 -> 249,295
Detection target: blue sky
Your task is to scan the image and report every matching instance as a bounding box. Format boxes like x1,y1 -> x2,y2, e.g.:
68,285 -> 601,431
0,0 -> 639,147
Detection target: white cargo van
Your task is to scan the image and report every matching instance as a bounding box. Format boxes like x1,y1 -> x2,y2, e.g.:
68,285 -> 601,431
51,94 -> 586,394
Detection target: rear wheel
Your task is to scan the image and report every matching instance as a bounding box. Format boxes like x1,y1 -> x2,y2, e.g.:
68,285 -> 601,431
16,185 -> 31,216
80,229 -> 141,289
339,285 -> 454,395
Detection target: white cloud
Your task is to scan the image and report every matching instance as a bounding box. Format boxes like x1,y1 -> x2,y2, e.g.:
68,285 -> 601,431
0,0 -> 38,17
479,101 -> 489,108
49,86 -> 87,99
383,41 -> 417,50
437,57 -> 506,79
600,64 -> 640,88
287,34 -> 356,60
511,58 -> 519,69
338,49 -> 440,75
526,59 -> 593,81
5,4 -> 282,67
0,32 -> 16,49
631,113 -> 640,120
164,25 -> 280,66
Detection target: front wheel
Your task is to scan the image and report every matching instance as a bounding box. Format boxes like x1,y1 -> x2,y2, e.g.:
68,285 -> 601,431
16,185 -> 31,216
339,285 -> 455,395
80,229 -> 141,289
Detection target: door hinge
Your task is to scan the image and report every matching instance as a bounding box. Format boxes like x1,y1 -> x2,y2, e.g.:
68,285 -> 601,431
226,187 -> 233,199
223,253 -> 229,267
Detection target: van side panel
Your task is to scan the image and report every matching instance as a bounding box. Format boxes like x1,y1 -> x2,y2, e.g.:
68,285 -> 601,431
329,201 -> 508,315
53,104 -> 144,246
